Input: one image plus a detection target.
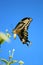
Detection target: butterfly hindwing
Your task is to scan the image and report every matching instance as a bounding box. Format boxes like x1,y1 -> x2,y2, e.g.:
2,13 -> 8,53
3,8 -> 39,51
18,28 -> 30,46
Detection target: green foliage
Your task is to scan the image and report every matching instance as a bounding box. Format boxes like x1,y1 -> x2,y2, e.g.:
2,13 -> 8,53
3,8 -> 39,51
0,49 -> 24,65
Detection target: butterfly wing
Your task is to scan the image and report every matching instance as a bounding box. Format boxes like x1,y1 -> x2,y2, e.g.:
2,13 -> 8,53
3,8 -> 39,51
12,17 -> 32,46
13,17 -> 32,31
18,29 -> 30,46
22,18 -> 32,30
13,22 -> 25,31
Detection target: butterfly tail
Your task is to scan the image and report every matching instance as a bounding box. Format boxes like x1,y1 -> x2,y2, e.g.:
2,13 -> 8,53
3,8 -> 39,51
26,40 -> 32,47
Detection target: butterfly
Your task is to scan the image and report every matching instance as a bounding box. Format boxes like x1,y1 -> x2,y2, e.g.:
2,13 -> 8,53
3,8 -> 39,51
12,17 -> 32,46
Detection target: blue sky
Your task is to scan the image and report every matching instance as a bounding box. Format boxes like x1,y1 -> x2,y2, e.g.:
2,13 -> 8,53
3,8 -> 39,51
0,0 -> 43,65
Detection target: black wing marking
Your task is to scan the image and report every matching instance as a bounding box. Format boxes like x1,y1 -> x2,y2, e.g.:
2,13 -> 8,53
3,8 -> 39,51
24,20 -> 31,30
21,17 -> 32,30
14,22 -> 25,29
12,21 -> 25,32
18,29 -> 30,46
